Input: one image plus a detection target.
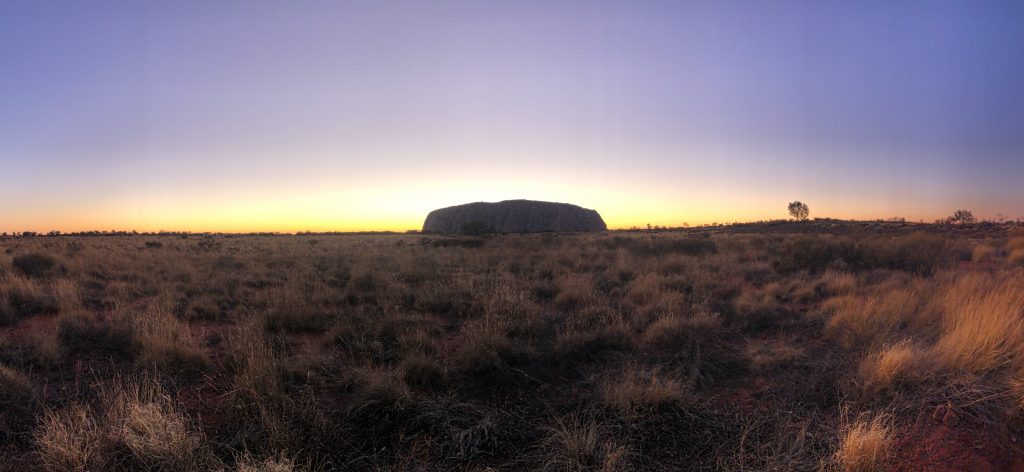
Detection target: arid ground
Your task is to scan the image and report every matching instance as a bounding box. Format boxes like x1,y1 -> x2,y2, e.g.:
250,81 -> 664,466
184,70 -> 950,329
2,223 -> 1024,471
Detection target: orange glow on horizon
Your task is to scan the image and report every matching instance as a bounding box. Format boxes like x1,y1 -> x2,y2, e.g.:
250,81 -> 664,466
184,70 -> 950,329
1,153 -> 1011,234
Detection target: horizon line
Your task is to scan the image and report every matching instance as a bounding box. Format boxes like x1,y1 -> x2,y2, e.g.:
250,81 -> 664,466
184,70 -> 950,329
3,216 -> 1021,237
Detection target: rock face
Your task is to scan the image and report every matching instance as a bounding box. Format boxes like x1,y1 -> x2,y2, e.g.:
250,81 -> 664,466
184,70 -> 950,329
422,200 -> 607,234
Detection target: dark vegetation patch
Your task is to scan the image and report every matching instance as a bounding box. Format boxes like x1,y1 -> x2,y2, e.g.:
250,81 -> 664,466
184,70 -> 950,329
12,253 -> 63,278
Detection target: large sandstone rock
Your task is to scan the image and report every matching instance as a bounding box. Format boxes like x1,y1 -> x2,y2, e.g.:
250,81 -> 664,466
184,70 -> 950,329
422,200 -> 607,234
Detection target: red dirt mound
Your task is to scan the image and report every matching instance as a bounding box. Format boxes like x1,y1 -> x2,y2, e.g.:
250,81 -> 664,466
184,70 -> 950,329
893,405 -> 1024,472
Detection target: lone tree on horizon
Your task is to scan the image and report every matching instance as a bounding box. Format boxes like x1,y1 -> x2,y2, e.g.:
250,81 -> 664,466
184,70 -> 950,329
951,209 -> 976,224
788,201 -> 810,221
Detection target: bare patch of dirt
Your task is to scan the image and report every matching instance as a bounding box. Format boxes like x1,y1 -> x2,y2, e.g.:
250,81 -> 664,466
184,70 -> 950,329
893,406 -> 1024,472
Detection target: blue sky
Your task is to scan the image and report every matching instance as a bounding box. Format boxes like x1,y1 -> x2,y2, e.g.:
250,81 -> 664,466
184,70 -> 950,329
2,0 -> 1023,231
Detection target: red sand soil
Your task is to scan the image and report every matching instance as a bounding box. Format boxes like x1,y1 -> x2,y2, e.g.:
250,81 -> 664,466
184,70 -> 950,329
892,405 -> 1024,472
0,313 -> 58,339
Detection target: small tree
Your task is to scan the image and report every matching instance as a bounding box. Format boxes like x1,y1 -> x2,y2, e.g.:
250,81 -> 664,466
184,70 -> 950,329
788,201 -> 809,221
951,209 -> 976,225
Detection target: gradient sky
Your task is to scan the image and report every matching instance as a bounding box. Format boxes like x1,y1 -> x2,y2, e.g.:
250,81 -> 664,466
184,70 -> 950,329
2,0 -> 1024,232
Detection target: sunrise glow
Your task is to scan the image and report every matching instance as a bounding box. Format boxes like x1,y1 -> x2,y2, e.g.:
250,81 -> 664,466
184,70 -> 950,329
2,1 -> 1023,232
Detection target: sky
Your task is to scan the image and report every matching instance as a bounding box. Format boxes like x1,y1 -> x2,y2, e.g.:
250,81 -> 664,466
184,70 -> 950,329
2,0 -> 1023,232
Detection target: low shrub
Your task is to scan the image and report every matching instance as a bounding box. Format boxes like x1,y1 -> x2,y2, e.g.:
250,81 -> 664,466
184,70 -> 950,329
12,253 -> 62,278
775,233 -> 949,275
430,237 -> 486,248
774,236 -> 858,273
0,365 -> 37,444
858,233 -> 948,275
0,276 -> 59,325
401,354 -> 447,391
604,235 -> 717,257
56,313 -> 138,359
263,308 -> 331,334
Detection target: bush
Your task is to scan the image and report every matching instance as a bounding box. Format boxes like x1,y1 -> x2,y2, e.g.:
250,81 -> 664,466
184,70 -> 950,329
776,233 -> 949,275
774,236 -> 857,273
401,354 -> 447,391
604,236 -> 717,257
0,276 -> 59,325
0,365 -> 36,443
57,313 -> 138,359
12,253 -> 62,278
430,237 -> 486,248
263,308 -> 331,334
858,233 -> 948,275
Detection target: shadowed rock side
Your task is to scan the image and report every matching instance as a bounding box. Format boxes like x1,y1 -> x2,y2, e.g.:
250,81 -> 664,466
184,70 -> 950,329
422,200 -> 607,234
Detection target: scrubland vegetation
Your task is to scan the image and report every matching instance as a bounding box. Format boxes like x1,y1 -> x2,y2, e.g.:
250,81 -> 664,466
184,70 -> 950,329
1,225 -> 1023,471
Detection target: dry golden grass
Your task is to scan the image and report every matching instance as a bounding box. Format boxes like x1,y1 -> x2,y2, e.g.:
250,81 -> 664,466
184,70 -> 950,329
824,285 -> 934,350
640,310 -> 717,349
1,227 -> 1023,469
971,243 -> 999,263
600,367 -> 687,413
0,273 -> 57,324
539,414 -> 631,472
36,404 -> 105,472
118,399 -> 202,467
127,301 -> 209,376
35,379 -> 214,471
1009,248 -> 1024,265
930,274 -> 1024,376
554,273 -> 597,312
746,340 -> 804,372
858,341 -> 923,393
834,415 -> 892,472
818,270 -> 858,297
50,278 -> 81,314
235,453 -> 301,472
